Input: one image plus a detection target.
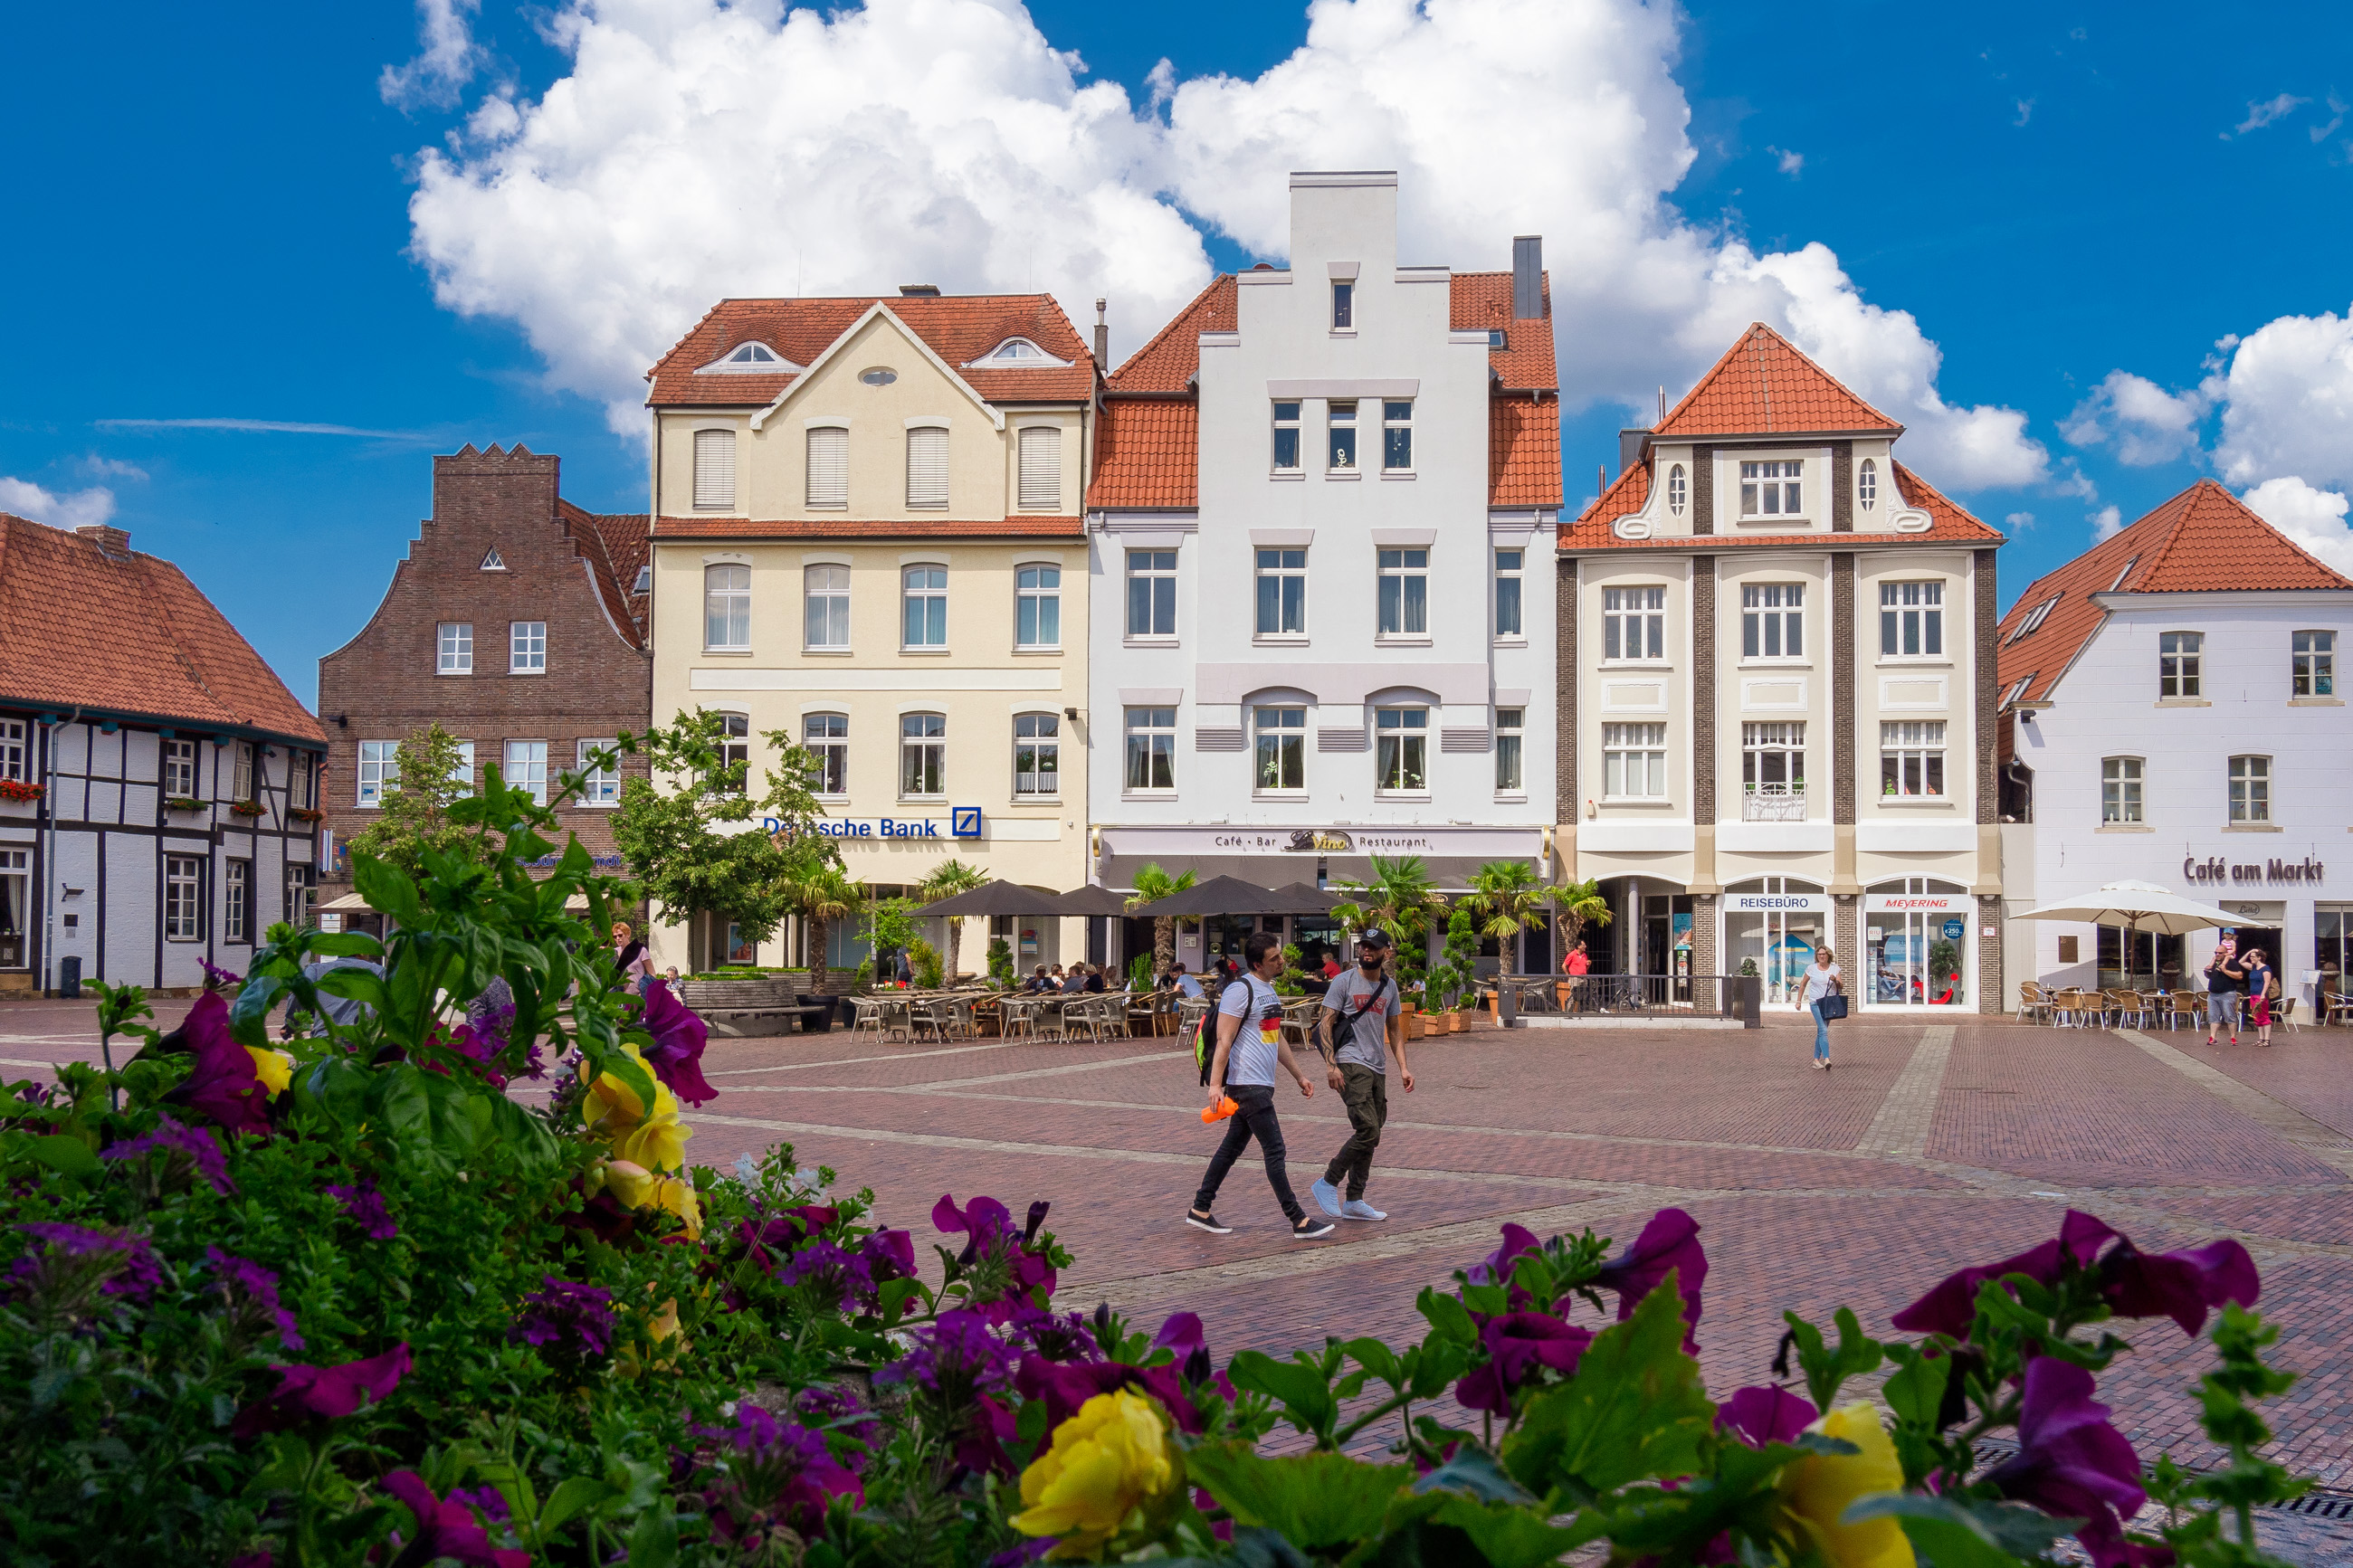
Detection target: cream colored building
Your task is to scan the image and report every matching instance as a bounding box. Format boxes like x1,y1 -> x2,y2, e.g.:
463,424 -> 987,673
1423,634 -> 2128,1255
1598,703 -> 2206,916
643,290 -> 1098,974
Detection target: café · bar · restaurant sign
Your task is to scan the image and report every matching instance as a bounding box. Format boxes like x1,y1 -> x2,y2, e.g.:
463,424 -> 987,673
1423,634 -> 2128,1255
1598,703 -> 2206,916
2182,852 -> 2326,887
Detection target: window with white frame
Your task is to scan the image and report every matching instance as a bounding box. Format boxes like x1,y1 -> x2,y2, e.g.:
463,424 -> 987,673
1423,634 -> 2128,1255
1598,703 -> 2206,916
1742,722 -> 1805,797
1127,550 -> 1176,638
1495,708 -> 1524,793
2102,756 -> 2142,824
232,742 -> 255,803
0,719 -> 24,782
1741,584 -> 1805,659
804,714 -> 848,795
1603,723 -> 1668,798
2009,595 -> 2060,641
1667,464 -> 1687,516
1603,585 -> 1665,660
1381,402 -> 1413,470
692,428 -> 737,510
1879,582 -> 1944,658
291,751 -> 316,811
2159,632 -> 2202,698
2294,630 -> 2335,697
2229,755 -> 2270,823
900,713 -> 946,797
806,425 -> 849,508
284,864 -> 313,929
1256,549 -> 1306,637
1014,713 -> 1059,795
1377,549 -> 1427,637
1016,426 -> 1061,511
1271,402 -> 1300,471
1254,707 -> 1305,792
224,859 -> 251,945
1494,549 -> 1524,638
1124,708 -> 1176,792
1375,707 -> 1428,793
1880,721 -> 1947,798
1331,280 -> 1354,329
1015,565 -> 1061,648
510,621 -> 547,674
716,714 -> 749,794
902,566 -> 948,647
1328,401 -> 1358,470
577,739 -> 620,806
906,425 -> 949,509
162,738 -> 198,797
1858,459 -> 1878,511
452,740 -> 475,794
1739,460 -> 1803,518
437,622 -> 472,674
164,855 -> 204,942
705,565 -> 750,650
804,565 -> 850,649
504,740 -> 548,806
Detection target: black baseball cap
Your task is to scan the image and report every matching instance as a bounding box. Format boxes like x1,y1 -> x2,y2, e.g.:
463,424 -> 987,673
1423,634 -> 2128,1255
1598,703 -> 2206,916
1358,929 -> 1393,950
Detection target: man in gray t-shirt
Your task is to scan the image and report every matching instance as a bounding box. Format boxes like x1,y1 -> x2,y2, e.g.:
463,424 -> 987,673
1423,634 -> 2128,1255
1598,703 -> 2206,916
1311,928 -> 1414,1221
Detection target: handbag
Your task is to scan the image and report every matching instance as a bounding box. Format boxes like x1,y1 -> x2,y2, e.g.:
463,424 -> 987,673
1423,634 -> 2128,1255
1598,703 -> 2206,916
1816,994 -> 1849,1022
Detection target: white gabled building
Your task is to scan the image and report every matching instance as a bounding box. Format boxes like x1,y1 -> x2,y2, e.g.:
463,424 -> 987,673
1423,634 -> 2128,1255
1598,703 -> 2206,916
1084,171 -> 1562,972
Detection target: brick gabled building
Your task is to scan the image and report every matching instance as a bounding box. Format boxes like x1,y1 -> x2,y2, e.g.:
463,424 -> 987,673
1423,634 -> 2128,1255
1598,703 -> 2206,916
0,516 -> 329,992
318,445 -> 652,910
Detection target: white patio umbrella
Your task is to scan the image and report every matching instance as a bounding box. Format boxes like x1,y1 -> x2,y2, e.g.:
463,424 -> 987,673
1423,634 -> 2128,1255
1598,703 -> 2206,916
2013,879 -> 2242,987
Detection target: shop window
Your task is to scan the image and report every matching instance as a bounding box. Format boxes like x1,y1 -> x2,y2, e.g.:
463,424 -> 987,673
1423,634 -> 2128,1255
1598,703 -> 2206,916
1723,878 -> 1824,1004
1863,878 -> 1969,1006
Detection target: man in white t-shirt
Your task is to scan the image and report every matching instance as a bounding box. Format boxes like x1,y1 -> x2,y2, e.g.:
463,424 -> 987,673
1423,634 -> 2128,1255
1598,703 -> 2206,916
1187,932 -> 1333,1240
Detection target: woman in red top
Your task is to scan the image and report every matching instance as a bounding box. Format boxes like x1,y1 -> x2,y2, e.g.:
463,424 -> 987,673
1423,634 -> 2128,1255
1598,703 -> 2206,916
1559,942 -> 1589,1012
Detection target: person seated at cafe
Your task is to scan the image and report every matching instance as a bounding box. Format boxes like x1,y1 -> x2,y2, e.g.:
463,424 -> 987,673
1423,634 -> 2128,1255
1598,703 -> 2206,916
1171,963 -> 1204,1000
1082,963 -> 1108,994
1061,964 -> 1090,994
1321,951 -> 1343,981
1024,964 -> 1053,993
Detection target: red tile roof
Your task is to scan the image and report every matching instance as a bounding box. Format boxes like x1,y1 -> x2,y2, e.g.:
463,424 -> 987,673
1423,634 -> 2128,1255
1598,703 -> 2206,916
0,516 -> 326,744
558,499 -> 649,647
647,294 -> 1094,407
1088,269 -> 1560,509
1559,457 -> 1999,552
1653,322 -> 1900,441
653,516 -> 1083,539
1996,479 -> 2353,706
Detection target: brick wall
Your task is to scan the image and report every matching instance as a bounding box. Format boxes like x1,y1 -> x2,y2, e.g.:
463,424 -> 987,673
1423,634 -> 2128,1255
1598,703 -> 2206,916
318,445 -> 652,888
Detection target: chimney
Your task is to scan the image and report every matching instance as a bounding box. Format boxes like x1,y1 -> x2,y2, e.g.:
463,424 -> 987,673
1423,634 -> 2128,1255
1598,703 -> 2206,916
1511,234 -> 1543,320
1093,298 -> 1109,368
898,283 -> 941,297
75,524 -> 131,557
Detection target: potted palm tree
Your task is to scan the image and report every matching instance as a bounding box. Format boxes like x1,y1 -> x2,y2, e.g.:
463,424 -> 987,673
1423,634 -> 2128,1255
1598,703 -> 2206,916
1552,877 -> 1614,1009
1332,854 -> 1443,1033
1464,860 -> 1547,1021
1124,861 -> 1197,981
918,858 -> 987,983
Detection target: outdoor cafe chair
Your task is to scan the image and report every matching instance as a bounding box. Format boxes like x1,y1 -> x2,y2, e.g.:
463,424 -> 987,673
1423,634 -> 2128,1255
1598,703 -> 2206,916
2048,988 -> 2092,1028
2015,981 -> 2052,1025
2102,990 -> 2146,1030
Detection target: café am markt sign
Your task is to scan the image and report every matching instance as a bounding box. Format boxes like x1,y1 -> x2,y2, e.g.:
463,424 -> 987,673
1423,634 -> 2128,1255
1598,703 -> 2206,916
764,807 -> 983,842
2182,851 -> 2325,888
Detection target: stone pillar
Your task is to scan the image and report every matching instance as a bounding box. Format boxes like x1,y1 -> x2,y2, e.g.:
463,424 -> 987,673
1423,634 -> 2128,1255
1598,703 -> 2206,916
1691,445 -> 1715,535
1836,895 -> 1858,979
1978,893 -> 2004,1016
1830,442 -> 1854,533
1691,555 -> 1718,896
1831,551 -> 1860,896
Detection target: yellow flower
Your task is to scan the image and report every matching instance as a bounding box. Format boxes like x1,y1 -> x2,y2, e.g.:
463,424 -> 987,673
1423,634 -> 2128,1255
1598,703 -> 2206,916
616,1290 -> 685,1379
595,1159 -> 703,1239
582,1044 -> 691,1171
1013,1391 -> 1180,1560
245,1046 -> 292,1097
1781,1402 -> 1917,1568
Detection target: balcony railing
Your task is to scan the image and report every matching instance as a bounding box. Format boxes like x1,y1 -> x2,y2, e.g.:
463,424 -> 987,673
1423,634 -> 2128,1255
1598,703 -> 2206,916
1742,784 -> 1808,822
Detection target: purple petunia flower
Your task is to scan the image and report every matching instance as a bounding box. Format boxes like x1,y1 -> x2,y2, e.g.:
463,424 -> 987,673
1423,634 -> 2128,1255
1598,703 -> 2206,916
1592,1208 -> 1707,1353
382,1471 -> 529,1568
739,1203 -> 839,1270
11,1221 -> 164,1303
200,958 -> 245,991
859,1226 -> 917,1285
1892,1211 -> 2258,1342
1151,1310 -> 1206,1360
1986,1358 -> 2160,1568
449,1485 -> 511,1523
699,1405 -> 865,1538
206,1246 -> 303,1351
101,1116 -> 234,1194
777,1240 -> 876,1310
1715,1384 -> 1819,1448
510,1276 -> 617,1369
160,992 -> 272,1137
231,1343 -> 412,1439
325,1183 -> 398,1240
932,1193 -> 1057,1320
1004,1304 -> 1102,1364
1454,1312 -> 1595,1415
1892,1210 -> 2120,1338
874,1308 -> 1017,1402
795,1385 -> 883,1469
639,979 -> 716,1106
1466,1221 -> 1543,1295
1015,1354 -> 1208,1435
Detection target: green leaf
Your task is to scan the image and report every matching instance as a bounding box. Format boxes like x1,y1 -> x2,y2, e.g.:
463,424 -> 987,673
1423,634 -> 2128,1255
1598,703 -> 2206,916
1785,1307 -> 1884,1415
537,1475 -> 613,1539
1846,1494 -> 2058,1568
875,1277 -> 925,1325
1881,1344 -> 1951,1430
1420,1493 -> 1596,1568
354,853 -> 424,927
1186,1443 -> 1409,1552
1502,1279 -> 1714,1497
28,1134 -> 100,1179
1225,1351 -> 1339,1440
624,1499 -> 679,1568
226,974 -> 286,1048
309,931 -> 384,958
1415,1285 -> 1478,1346
1410,1447 -> 1538,1506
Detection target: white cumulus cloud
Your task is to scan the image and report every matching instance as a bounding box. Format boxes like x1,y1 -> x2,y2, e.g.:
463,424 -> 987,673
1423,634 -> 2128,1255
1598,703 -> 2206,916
402,0 -> 2049,491
381,0 -> 489,111
2060,369 -> 2206,466
2090,504 -> 2122,542
2239,475 -> 2353,575
0,477 -> 118,530
2233,92 -> 2308,135
2205,306 -> 2353,490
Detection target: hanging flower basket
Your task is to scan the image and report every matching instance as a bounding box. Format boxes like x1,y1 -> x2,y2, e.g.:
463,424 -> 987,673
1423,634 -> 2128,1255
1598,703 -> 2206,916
165,796 -> 208,813
289,807 -> 324,824
0,780 -> 42,803
229,799 -> 266,818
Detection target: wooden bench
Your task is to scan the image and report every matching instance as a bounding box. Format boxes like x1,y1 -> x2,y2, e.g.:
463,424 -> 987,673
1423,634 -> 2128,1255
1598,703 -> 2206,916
679,977 -> 834,1038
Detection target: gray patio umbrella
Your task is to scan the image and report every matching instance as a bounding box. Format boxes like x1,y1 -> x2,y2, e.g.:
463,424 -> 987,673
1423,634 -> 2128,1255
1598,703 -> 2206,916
1053,884 -> 1135,917
913,879 -> 1062,917
1125,874 -> 1297,918
1269,882 -> 1339,914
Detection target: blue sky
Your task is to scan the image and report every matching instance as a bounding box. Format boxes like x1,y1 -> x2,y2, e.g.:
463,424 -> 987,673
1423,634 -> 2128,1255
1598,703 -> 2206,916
4,0 -> 2350,706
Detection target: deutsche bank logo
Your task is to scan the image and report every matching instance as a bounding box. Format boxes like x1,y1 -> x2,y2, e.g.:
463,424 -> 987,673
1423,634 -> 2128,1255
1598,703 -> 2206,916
950,807 -> 983,839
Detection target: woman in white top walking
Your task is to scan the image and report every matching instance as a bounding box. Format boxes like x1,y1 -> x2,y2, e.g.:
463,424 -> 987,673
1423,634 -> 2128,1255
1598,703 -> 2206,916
1799,947 -> 1843,1069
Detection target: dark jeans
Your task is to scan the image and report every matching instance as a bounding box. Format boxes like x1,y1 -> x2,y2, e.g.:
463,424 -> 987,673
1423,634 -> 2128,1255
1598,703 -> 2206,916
1324,1064 -> 1389,1200
1193,1084 -> 1303,1222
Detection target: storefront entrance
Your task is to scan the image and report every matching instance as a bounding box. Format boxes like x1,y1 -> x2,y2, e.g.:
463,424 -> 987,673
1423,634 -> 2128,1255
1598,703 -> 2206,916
1723,879 -> 1826,1004
1863,879 -> 1970,1007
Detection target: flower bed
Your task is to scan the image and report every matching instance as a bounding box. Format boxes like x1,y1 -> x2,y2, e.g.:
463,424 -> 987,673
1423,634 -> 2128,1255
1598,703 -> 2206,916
230,798 -> 267,817
164,795 -> 209,813
0,771 -> 2314,1566
0,778 -> 42,803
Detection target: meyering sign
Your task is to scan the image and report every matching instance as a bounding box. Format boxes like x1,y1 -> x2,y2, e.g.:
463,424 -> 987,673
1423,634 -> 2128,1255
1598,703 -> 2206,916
1862,892 -> 1972,913
2183,852 -> 2325,888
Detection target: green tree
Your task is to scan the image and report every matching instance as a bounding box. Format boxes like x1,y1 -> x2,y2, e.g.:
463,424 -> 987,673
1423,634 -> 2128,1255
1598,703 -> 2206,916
919,858 -> 988,982
342,722 -> 492,881
1125,861 -> 1198,977
863,894 -> 922,982
609,709 -> 835,961
1554,876 -> 1614,963
781,861 -> 861,993
1464,860 -> 1548,968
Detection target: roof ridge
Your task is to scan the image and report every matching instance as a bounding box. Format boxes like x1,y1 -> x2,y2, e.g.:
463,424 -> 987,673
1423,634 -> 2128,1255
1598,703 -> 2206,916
1106,273 -> 1233,392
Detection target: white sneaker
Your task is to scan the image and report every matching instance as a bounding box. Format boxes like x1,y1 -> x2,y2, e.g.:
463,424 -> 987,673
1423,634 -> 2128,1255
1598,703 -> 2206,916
1341,1199 -> 1386,1221
1310,1178 -> 1342,1218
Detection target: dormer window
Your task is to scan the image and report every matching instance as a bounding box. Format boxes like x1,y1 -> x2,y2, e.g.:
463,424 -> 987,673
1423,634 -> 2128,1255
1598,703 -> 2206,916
1666,464 -> 1687,516
1859,458 -> 1877,510
1739,460 -> 1803,518
697,341 -> 797,375
1487,328 -> 1508,349
966,337 -> 1072,368
632,565 -> 651,594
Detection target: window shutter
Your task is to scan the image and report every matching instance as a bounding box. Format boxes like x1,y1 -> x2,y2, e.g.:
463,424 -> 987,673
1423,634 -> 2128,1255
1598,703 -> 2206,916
806,426 -> 848,508
1017,426 -> 1061,512
907,426 -> 949,509
692,429 -> 737,510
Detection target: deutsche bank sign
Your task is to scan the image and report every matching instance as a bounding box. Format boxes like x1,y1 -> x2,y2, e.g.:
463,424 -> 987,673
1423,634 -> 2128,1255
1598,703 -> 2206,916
765,810 -> 985,841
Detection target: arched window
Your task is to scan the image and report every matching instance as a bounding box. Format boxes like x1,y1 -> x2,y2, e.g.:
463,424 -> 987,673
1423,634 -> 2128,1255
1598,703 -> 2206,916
1858,458 -> 1878,511
901,713 -> 946,797
1015,564 -> 1061,648
1013,713 -> 1059,795
1667,463 -> 1687,516
705,564 -> 749,651
804,713 -> 848,795
902,566 -> 948,648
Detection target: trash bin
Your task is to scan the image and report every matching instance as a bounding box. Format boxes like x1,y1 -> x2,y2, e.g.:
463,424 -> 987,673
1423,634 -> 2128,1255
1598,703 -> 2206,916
58,955 -> 81,1000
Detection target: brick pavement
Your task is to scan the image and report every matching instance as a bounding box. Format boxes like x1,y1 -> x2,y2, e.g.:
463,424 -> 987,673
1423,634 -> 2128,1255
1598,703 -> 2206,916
13,996 -> 2353,1497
